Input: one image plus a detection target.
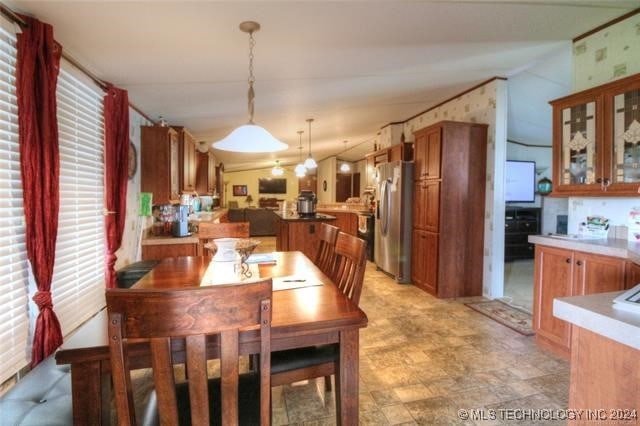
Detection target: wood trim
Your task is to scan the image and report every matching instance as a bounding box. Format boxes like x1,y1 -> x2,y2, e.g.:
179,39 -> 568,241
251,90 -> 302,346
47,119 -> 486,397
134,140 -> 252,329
573,7 -> 640,43
405,76 -> 507,123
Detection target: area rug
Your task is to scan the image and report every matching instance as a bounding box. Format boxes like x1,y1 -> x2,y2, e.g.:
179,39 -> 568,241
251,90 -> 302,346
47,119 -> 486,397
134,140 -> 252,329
464,300 -> 534,336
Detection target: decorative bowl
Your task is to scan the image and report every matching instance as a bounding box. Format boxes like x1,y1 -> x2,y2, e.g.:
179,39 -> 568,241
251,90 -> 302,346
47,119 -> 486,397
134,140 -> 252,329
204,238 -> 261,263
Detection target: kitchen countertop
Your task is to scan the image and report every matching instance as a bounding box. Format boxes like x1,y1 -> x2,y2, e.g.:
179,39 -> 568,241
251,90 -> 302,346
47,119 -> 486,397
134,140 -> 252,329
274,211 -> 337,222
554,291 -> 640,350
317,206 -> 371,214
529,235 -> 640,264
142,233 -> 200,246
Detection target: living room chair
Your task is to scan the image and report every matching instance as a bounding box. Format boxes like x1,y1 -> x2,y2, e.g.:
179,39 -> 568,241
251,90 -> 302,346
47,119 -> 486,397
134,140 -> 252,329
198,222 -> 250,258
106,280 -> 273,426
314,223 -> 340,278
270,232 -> 367,403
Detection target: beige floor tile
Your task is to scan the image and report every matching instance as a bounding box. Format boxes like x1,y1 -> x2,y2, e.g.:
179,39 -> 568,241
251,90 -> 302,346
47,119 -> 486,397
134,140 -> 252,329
380,404 -> 415,424
393,383 -> 435,403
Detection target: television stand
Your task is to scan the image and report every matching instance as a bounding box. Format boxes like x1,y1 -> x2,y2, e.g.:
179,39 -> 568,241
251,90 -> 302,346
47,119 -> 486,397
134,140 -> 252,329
505,206 -> 540,261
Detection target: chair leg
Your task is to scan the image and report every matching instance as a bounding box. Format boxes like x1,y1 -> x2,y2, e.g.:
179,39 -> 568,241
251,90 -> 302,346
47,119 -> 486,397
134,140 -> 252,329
334,366 -> 341,424
324,375 -> 332,392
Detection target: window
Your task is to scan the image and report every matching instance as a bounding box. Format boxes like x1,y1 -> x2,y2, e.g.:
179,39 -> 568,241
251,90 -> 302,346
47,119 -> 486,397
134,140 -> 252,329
51,63 -> 106,335
0,23 -> 28,384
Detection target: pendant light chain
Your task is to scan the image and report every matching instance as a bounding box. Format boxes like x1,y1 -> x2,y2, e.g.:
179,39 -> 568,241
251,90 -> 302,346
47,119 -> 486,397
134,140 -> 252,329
307,118 -> 312,155
247,30 -> 256,124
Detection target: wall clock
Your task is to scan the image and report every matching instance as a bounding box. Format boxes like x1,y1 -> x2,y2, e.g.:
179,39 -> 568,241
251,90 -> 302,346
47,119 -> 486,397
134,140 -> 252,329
128,141 -> 137,180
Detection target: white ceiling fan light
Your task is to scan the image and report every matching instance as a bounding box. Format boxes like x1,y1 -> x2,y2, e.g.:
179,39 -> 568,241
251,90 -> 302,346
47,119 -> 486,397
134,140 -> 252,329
303,118 -> 317,169
213,21 -> 288,153
294,130 -> 307,177
271,160 -> 284,176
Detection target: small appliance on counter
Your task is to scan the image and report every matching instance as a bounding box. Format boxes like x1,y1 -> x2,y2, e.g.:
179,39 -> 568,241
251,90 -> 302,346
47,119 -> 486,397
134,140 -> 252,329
172,203 -> 191,237
297,190 -> 317,217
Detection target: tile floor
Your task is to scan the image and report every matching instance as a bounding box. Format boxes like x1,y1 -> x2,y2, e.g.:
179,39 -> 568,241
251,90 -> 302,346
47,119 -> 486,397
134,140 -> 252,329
502,260 -> 535,313
271,260 -> 568,425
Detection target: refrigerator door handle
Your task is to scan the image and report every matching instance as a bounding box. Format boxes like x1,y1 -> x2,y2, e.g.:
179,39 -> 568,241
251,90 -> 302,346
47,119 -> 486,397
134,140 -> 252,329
381,179 -> 391,236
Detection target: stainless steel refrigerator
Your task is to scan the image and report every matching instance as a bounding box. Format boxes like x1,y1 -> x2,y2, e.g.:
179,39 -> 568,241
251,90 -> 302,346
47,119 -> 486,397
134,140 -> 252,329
374,160 -> 413,282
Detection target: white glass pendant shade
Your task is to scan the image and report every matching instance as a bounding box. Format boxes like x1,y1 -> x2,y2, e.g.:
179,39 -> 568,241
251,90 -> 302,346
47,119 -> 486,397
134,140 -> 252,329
304,155 -> 317,169
294,163 -> 306,175
214,124 -> 288,153
340,162 -> 351,173
272,160 -> 284,176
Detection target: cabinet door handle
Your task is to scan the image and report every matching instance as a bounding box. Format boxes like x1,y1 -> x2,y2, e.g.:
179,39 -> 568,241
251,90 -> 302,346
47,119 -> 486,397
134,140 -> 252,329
566,258 -> 571,263
576,260 -> 583,266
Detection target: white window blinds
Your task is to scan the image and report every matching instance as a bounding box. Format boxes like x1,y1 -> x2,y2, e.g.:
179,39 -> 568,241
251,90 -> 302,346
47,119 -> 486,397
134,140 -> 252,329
52,64 -> 106,335
0,24 -> 28,384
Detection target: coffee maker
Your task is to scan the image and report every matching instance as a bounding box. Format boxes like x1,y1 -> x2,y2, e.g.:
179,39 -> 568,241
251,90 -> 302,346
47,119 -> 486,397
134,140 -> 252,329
173,200 -> 190,237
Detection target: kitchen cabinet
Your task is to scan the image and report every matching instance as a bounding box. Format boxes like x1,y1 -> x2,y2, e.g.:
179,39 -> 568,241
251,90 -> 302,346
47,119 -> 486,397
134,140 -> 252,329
550,72 -> 640,196
275,213 -> 338,260
317,210 -> 358,235
533,245 -> 625,357
411,121 -> 487,298
625,261 -> 640,290
141,126 -> 180,204
413,126 -> 441,181
173,126 -> 197,193
195,150 -> 217,195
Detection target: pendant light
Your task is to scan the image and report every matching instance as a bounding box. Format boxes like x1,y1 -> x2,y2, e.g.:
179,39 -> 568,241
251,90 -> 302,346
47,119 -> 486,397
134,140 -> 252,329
303,118 -> 317,169
340,140 -> 351,173
271,160 -> 284,176
213,21 -> 288,153
294,130 -> 307,177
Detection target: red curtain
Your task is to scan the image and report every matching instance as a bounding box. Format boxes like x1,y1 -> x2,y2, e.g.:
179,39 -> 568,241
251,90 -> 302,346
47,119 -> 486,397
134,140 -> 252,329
16,16 -> 63,366
103,85 -> 130,288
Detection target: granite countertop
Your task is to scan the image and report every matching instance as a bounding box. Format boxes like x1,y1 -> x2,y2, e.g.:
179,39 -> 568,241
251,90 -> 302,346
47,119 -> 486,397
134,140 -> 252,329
554,291 -> 640,350
317,205 -> 371,214
529,235 -> 640,264
274,211 -> 337,221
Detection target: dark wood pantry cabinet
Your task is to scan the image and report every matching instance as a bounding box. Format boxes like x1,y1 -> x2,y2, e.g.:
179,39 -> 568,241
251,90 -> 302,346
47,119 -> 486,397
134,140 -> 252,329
411,121 -> 487,298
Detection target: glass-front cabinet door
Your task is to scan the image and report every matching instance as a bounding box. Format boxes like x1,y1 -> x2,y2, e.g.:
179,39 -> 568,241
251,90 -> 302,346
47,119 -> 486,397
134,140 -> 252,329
552,93 -> 603,194
606,75 -> 640,193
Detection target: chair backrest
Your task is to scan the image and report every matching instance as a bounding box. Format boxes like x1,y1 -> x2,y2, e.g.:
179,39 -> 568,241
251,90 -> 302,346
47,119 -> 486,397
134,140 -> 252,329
331,232 -> 367,305
314,223 -> 340,277
106,280 -> 272,426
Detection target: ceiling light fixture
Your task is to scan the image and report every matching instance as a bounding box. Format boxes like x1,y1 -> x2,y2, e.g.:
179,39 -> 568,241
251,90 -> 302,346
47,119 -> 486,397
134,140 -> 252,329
303,118 -> 317,169
272,160 -> 284,176
340,140 -> 351,173
213,21 -> 288,153
295,130 -> 307,177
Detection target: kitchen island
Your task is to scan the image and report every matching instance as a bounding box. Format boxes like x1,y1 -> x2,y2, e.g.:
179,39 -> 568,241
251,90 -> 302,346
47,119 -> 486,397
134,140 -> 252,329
529,235 -> 640,357
275,212 -> 337,260
554,292 -> 639,423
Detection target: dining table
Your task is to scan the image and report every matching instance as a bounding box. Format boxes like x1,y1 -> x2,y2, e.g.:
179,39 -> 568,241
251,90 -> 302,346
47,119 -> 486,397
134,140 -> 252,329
55,251 -> 368,425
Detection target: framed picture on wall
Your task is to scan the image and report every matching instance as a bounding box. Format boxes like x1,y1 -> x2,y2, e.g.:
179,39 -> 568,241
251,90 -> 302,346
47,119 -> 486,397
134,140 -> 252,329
232,185 -> 248,196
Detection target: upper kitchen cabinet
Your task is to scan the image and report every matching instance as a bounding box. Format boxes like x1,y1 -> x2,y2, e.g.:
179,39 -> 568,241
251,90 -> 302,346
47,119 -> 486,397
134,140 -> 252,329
195,150 -> 217,195
550,72 -> 640,196
413,125 -> 441,181
173,126 -> 197,193
141,126 -> 180,204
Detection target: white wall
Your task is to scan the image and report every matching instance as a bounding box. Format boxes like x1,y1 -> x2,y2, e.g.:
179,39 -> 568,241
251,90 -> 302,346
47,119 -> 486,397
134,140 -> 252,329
317,156 -> 336,203
224,166 -> 300,207
115,108 -> 152,269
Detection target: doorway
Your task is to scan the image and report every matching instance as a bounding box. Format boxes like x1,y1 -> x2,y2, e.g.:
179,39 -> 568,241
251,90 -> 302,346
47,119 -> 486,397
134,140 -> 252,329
335,173 -> 360,202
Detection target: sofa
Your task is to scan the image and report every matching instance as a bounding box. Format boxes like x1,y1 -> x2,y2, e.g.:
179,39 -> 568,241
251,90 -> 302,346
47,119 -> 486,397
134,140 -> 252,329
228,208 -> 278,236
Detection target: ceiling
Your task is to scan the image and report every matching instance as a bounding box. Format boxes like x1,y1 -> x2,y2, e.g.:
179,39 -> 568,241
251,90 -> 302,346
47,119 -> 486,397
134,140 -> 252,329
7,1 -> 638,171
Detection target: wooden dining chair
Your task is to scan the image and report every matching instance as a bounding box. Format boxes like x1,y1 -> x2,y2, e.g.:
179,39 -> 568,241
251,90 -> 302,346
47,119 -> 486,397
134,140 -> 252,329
314,223 -> 340,277
270,232 -> 367,397
106,279 -> 272,426
198,221 -> 250,257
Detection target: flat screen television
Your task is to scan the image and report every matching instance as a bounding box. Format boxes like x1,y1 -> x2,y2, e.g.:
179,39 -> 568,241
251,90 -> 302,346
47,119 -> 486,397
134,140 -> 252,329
258,178 -> 287,194
505,160 -> 535,203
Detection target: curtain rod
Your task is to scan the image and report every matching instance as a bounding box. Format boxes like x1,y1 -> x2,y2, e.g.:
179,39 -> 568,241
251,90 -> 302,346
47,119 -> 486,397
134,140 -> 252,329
0,2 -> 156,124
